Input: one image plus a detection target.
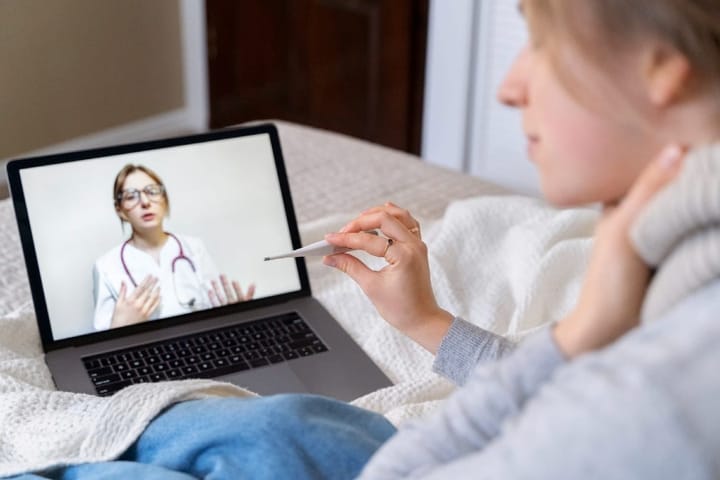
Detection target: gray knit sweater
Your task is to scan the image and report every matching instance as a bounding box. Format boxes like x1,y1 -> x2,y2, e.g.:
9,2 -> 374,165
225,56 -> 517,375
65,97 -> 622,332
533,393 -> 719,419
360,143 -> 720,479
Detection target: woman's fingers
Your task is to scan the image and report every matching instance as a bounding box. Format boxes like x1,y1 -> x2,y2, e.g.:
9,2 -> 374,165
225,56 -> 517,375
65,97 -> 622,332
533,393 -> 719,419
126,279 -> 145,301
129,275 -> 156,301
231,280 -> 244,301
356,202 -> 420,230
336,211 -> 417,244
210,280 -> 225,305
383,202 -> 420,234
323,253 -> 376,293
231,280 -> 256,302
208,288 -> 220,307
245,283 -> 256,300
112,277 -> 159,326
220,274 -> 235,302
142,287 -> 161,317
325,230 -> 391,257
342,202 -> 421,240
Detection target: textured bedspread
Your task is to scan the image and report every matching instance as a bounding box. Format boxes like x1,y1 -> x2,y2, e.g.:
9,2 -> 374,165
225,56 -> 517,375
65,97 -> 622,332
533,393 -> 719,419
0,122 -> 598,475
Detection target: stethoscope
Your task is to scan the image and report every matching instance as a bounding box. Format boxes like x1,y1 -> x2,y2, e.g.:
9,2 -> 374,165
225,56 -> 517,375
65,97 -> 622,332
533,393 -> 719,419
120,232 -> 198,308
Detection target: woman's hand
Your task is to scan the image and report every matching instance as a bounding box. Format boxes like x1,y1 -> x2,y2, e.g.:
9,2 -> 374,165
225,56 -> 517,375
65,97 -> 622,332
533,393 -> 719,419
209,274 -> 256,306
323,202 -> 453,353
554,145 -> 685,359
111,275 -> 161,328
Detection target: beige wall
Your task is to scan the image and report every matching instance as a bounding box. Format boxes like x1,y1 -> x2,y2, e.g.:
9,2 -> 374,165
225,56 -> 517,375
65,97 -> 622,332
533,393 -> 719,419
0,0 -> 185,160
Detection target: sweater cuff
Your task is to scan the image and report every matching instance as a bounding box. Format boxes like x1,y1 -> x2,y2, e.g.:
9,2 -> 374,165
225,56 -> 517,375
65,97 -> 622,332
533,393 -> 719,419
432,317 -> 515,386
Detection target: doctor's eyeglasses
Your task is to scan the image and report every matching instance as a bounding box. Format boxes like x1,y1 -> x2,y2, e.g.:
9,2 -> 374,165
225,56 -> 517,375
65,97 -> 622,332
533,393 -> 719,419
118,184 -> 166,209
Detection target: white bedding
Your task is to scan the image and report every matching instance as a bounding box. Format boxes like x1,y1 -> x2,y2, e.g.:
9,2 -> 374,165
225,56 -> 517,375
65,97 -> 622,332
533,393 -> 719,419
0,121 -> 598,474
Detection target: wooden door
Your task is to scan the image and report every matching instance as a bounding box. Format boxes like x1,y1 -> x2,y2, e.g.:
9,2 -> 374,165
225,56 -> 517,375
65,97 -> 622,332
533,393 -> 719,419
206,0 -> 428,154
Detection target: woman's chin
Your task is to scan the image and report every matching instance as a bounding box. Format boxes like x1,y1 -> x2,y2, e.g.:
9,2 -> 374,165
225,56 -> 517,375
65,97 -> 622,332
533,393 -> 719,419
540,183 -> 598,208
133,222 -> 163,232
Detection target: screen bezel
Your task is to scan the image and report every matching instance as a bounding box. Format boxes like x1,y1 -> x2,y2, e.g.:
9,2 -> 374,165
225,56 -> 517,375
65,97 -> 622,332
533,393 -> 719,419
6,123 -> 311,351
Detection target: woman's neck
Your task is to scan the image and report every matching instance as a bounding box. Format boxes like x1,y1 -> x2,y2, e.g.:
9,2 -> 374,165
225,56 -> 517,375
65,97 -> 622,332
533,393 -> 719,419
130,229 -> 168,251
653,89 -> 720,148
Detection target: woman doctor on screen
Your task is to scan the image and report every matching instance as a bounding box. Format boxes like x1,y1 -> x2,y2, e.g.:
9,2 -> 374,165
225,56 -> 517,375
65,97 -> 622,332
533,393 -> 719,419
92,164 -> 256,331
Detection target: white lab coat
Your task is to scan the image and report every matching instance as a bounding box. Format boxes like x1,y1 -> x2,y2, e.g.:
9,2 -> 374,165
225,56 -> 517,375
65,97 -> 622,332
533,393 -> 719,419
92,234 -> 220,330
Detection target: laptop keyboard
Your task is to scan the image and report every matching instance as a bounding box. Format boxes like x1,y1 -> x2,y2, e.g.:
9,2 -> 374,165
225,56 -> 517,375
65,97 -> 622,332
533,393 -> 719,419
82,312 -> 328,396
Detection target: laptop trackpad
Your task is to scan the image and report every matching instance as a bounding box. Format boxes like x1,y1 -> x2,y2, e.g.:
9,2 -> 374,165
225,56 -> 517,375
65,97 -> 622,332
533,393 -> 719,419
222,364 -> 310,397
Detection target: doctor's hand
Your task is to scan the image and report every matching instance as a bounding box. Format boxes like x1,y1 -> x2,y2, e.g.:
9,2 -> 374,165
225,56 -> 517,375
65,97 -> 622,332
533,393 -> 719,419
554,145 -> 685,359
323,202 -> 453,354
208,274 -> 256,306
111,276 -> 161,328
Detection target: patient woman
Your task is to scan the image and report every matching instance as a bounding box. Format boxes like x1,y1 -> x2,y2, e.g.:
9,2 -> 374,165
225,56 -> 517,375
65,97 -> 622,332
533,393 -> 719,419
17,0 -> 720,478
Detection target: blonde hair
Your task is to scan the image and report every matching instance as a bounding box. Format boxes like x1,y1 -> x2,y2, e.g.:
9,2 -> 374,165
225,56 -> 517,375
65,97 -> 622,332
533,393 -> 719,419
526,0 -> 720,87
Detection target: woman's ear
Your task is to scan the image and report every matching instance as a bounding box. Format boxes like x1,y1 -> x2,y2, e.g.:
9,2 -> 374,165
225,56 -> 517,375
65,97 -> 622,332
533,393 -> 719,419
644,45 -> 691,107
116,207 -> 128,222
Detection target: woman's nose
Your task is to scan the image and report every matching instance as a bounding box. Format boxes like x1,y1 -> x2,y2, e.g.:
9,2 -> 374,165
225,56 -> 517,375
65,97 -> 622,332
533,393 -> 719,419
497,46 -> 531,108
139,192 -> 151,207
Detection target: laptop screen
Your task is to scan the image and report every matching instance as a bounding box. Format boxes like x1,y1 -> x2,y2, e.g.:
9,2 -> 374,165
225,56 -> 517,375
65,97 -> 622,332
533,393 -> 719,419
9,125 -> 307,346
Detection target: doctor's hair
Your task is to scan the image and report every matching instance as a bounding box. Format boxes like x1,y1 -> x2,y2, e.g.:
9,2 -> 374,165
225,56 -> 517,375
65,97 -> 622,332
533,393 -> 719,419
113,164 -> 170,216
525,0 -> 720,93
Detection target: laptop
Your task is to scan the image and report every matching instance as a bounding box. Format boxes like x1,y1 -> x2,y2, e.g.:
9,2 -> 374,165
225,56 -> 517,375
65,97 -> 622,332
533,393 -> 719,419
6,123 -> 391,401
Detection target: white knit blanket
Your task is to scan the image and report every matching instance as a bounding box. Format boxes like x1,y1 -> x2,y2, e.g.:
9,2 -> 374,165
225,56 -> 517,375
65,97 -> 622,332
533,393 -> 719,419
0,122 -> 598,476
303,196 -> 598,423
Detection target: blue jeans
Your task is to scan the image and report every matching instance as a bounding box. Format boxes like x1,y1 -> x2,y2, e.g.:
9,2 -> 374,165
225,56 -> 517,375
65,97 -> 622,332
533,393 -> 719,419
10,394 -> 396,480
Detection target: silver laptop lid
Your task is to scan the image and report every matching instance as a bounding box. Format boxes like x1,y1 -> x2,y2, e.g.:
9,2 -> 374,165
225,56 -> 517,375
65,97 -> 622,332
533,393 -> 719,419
7,124 -> 312,350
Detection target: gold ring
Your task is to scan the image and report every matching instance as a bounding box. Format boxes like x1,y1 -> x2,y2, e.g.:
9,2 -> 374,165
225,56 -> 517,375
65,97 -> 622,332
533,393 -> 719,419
409,226 -> 420,235
383,238 -> 394,258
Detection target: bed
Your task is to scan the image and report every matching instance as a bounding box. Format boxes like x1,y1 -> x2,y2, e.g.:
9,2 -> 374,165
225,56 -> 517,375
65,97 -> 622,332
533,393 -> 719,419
0,121 -> 598,474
